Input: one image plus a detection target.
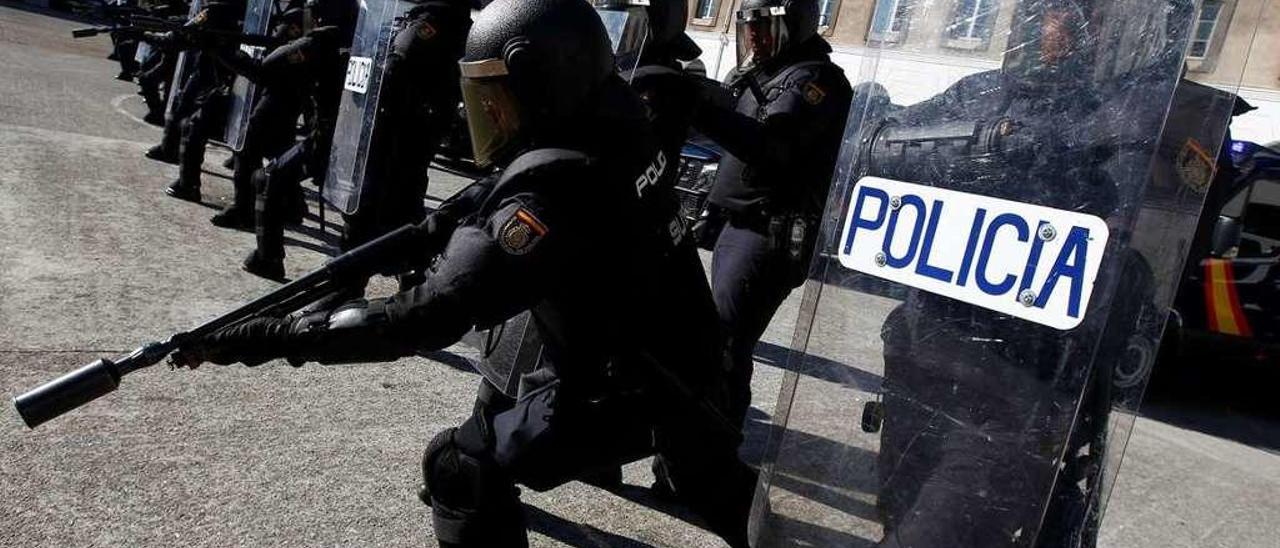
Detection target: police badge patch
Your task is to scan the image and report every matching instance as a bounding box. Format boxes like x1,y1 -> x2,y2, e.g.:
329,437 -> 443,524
803,82 -> 826,105
417,21 -> 437,41
1176,138 -> 1215,193
499,208 -> 549,255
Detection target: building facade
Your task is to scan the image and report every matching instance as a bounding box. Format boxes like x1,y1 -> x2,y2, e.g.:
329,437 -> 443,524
686,0 -> 1280,142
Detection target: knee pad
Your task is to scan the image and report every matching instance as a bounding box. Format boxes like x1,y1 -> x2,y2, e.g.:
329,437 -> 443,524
421,426 -> 505,509
420,427 -> 525,547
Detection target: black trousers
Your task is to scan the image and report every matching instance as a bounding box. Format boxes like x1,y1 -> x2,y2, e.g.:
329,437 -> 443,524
231,92 -> 302,213
711,222 -> 802,426
437,369 -> 756,548
254,138 -> 310,261
136,47 -> 173,116
177,93 -> 230,188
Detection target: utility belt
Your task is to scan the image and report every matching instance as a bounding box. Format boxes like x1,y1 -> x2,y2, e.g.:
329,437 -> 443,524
727,209 -> 819,265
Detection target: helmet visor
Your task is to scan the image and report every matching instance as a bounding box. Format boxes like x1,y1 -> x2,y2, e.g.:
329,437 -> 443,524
459,59 -> 524,169
736,7 -> 789,72
595,6 -> 651,73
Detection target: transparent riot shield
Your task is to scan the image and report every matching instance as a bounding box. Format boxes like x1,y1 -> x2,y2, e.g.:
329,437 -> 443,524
322,0 -> 408,215
221,0 -> 274,151
163,0 -> 203,124
748,1 -> 1262,547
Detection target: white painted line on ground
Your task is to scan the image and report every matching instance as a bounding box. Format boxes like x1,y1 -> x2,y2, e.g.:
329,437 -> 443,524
111,93 -> 151,127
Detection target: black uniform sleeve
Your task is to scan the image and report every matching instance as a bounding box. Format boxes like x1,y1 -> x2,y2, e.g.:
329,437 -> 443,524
183,159 -> 580,369
288,190 -> 570,365
693,65 -> 850,181
213,27 -> 340,86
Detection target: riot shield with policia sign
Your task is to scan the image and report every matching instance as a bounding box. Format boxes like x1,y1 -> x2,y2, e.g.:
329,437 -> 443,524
321,0 -> 408,215
747,0 -> 1264,546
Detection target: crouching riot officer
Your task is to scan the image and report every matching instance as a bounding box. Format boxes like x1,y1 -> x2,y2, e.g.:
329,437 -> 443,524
690,0 -> 852,426
170,0 -> 756,546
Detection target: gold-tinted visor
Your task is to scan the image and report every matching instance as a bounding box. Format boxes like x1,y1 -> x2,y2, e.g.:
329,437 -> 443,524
736,7 -> 789,71
459,58 -> 523,169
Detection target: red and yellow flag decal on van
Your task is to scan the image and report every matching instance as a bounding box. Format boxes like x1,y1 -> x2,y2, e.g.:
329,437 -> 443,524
1203,258 -> 1252,337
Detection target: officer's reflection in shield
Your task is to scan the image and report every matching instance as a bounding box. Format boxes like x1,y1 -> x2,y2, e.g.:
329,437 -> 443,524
865,0 -> 1178,545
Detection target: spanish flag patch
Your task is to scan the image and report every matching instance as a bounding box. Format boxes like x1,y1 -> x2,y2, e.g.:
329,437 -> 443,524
417,21 -> 437,41
498,208 -> 549,256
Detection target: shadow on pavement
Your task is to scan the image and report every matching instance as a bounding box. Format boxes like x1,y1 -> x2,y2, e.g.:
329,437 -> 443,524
418,349 -> 477,374
755,341 -> 883,392
754,511 -> 879,548
1146,351 -> 1280,453
525,504 -> 658,548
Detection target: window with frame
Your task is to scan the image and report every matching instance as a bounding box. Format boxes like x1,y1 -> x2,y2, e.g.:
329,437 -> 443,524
818,0 -> 840,29
694,0 -> 718,22
945,0 -> 999,48
1188,0 -> 1226,59
869,0 -> 913,42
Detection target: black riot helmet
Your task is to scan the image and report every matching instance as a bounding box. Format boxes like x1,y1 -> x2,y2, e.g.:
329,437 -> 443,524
303,0 -> 357,34
1001,0 -> 1097,89
274,6 -> 305,40
735,0 -> 819,72
460,0 -> 616,168
591,0 -> 699,65
193,0 -> 246,29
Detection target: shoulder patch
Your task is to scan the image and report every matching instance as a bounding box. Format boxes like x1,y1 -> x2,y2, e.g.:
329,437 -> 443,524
498,207 -> 549,255
1176,137 -> 1215,193
803,82 -> 826,105
416,21 -> 437,41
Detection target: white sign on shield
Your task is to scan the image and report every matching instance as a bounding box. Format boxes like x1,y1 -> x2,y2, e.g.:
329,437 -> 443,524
837,177 -> 1111,330
344,56 -> 374,94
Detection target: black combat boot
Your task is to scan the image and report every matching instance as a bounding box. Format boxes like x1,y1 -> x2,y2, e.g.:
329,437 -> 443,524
145,143 -> 179,164
210,207 -> 254,230
242,250 -> 285,282
165,179 -> 201,202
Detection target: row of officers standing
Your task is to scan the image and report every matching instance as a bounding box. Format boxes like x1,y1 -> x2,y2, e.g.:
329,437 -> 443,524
126,0 -> 855,545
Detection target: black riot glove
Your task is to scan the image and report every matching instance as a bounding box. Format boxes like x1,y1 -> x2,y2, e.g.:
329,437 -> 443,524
170,316 -> 316,368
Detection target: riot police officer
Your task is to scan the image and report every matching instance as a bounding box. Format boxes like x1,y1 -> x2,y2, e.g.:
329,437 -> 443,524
238,0 -> 358,279
157,0 -> 245,202
143,0 -> 222,165
339,0 -> 474,260
206,5 -> 308,229
595,0 -> 703,193
172,0 -> 755,545
690,0 -> 852,426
